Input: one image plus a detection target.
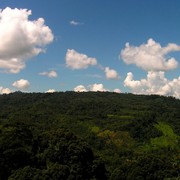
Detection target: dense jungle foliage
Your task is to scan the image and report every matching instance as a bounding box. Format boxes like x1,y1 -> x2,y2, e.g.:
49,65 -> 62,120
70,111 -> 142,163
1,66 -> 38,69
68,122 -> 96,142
0,91 -> 179,179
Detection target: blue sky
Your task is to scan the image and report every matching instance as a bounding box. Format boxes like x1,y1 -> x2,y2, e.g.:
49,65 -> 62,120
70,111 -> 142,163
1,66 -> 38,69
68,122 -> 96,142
0,0 -> 180,98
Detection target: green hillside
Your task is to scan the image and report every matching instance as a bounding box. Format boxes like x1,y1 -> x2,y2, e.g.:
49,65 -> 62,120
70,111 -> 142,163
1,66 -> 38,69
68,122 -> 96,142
0,92 -> 179,179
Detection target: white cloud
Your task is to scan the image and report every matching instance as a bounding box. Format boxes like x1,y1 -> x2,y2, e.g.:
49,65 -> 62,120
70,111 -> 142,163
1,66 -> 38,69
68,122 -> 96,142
0,87 -> 11,94
74,85 -> 87,92
113,88 -> 121,93
65,49 -> 97,69
0,7 -> 53,73
39,70 -> 58,78
12,79 -> 30,90
120,39 -> 179,71
89,83 -> 108,92
46,89 -> 56,93
104,67 -> 119,80
70,20 -> 82,26
74,83 -> 109,92
74,84 -> 122,93
124,71 -> 180,99
87,74 -> 102,78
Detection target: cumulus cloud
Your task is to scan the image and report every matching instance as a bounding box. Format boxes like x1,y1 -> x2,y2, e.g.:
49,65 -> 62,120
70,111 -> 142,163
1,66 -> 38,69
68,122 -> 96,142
88,83 -> 108,92
46,89 -> 56,93
0,7 -> 53,73
120,39 -> 179,71
39,70 -> 57,78
0,87 -> 11,94
74,85 -> 87,92
74,84 -> 122,93
74,83 -> 108,92
124,71 -> 180,99
70,20 -> 83,26
113,88 -> 121,93
104,67 -> 119,80
65,49 -> 97,69
12,79 -> 30,90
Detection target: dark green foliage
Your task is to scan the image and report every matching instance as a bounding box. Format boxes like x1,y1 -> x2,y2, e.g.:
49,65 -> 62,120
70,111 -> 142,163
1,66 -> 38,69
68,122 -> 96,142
0,122 -> 34,179
110,150 -> 179,180
36,129 -> 99,179
0,91 -> 179,179
9,166 -> 42,180
126,113 -> 163,142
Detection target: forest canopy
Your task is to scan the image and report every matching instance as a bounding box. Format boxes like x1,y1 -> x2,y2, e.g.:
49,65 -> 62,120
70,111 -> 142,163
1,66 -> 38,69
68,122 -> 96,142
0,91 -> 179,179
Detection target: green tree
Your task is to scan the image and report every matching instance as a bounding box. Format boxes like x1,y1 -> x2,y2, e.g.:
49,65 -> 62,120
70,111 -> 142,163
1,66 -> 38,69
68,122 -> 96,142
0,122 -> 34,179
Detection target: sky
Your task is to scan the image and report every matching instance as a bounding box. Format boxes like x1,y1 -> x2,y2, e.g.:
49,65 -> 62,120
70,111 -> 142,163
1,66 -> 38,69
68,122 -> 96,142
0,0 -> 180,98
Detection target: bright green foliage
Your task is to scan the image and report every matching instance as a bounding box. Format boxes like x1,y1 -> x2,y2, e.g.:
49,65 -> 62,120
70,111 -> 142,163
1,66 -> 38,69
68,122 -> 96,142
150,122 -> 179,149
91,126 -> 100,134
155,121 -> 178,137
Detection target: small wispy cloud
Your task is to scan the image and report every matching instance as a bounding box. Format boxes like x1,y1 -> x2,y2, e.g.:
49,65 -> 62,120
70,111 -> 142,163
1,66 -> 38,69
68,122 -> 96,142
70,20 -> 83,26
45,89 -> 56,93
39,70 -> 58,78
87,74 -> 102,79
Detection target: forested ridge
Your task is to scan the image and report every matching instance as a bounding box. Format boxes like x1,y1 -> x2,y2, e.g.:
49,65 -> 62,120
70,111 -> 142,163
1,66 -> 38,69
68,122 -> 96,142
0,91 -> 179,180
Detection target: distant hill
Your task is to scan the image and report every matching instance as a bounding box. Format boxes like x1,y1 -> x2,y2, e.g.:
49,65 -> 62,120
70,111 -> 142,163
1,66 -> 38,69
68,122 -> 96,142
0,92 -> 179,179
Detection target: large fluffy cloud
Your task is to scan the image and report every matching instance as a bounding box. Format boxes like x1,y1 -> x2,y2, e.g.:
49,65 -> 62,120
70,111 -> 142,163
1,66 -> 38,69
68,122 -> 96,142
120,39 -> 179,71
0,87 -> 11,94
124,71 -> 180,99
39,70 -> 57,78
65,49 -> 97,69
0,7 -> 53,73
104,67 -> 119,80
12,79 -> 30,90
